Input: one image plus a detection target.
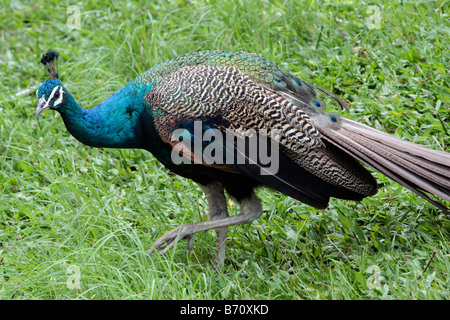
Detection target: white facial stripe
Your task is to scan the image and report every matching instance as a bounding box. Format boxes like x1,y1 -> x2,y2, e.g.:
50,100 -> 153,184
53,86 -> 64,106
36,89 -> 39,97
44,86 -> 60,109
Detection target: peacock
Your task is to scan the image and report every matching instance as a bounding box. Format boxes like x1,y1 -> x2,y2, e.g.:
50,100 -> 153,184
36,50 -> 450,268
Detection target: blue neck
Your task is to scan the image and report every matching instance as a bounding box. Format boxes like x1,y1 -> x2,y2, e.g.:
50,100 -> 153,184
59,82 -> 154,150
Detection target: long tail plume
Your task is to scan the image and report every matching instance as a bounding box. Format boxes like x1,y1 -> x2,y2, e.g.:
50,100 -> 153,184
315,116 -> 450,213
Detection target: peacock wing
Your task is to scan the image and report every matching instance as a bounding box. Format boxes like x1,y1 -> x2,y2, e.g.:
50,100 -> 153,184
145,65 -> 377,208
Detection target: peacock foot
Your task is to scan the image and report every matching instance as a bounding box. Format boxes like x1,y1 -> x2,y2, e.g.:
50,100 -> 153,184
147,224 -> 196,256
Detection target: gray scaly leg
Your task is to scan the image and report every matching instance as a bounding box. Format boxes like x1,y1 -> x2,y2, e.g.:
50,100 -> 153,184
147,184 -> 262,269
199,182 -> 229,268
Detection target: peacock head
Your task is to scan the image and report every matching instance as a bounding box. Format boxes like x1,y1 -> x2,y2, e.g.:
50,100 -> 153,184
35,51 -> 70,117
35,79 -> 69,117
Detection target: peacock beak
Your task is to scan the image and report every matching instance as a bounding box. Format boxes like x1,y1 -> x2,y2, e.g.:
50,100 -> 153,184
35,97 -> 49,118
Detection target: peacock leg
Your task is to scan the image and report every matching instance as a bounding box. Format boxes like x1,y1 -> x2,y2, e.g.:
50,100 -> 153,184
199,182 -> 229,268
147,185 -> 262,268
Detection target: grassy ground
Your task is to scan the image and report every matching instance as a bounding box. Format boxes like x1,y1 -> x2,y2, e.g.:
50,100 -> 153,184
1,0 -> 449,300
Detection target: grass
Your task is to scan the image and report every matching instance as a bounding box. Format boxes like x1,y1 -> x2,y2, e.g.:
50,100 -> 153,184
1,0 -> 449,300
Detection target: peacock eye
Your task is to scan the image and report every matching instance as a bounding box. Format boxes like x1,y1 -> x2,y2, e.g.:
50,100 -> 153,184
54,90 -> 60,98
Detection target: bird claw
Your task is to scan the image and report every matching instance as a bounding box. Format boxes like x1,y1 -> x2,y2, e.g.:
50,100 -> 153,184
146,224 -> 195,256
